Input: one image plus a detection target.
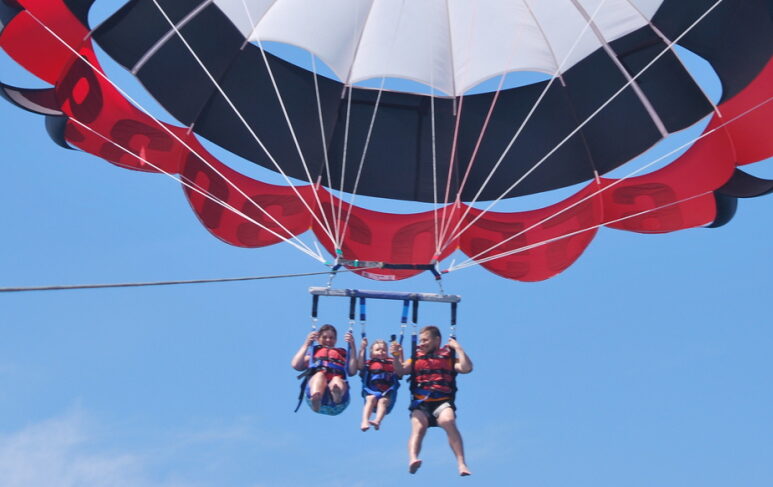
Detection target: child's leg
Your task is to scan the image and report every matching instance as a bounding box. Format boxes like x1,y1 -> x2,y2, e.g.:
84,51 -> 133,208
370,396 -> 391,430
328,375 -> 347,404
361,394 -> 376,431
307,371 -> 328,412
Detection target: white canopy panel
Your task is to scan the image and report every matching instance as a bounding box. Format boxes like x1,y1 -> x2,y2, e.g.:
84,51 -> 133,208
213,0 -> 665,95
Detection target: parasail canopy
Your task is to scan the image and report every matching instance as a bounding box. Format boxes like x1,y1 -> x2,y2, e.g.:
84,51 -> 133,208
0,0 -> 771,282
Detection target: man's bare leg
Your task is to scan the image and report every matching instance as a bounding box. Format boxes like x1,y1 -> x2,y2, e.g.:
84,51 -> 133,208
436,407 -> 471,476
408,410 -> 429,474
370,396 -> 390,430
361,395 -> 376,431
307,372 -> 328,412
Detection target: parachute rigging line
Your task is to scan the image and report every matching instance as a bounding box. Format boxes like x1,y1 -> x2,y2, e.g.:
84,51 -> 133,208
336,84 -> 354,247
436,0 -> 493,245
0,269 -> 374,294
449,95 -> 773,271
335,0 -> 373,247
310,52 -> 340,241
440,0 -> 728,250
438,0 -> 483,246
574,0 -> 670,137
340,74 -> 387,243
149,0 -> 339,248
238,0 -> 340,244
449,191 -> 713,273
23,9 -> 326,262
339,4 -> 408,251
625,0 -> 721,117
430,65 -> 441,255
453,72 -> 506,203
436,0 -> 614,247
252,32 -> 339,245
70,118 -> 324,261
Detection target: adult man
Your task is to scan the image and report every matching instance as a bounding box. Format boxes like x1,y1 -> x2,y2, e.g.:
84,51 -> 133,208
392,325 -> 473,476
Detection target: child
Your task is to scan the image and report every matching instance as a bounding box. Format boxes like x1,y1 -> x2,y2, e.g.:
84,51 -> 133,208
358,337 -> 406,431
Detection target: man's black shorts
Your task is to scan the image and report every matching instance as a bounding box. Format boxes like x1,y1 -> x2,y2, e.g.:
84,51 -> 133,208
409,400 -> 456,427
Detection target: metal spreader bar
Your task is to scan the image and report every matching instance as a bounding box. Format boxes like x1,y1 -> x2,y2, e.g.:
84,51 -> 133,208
309,287 -> 461,304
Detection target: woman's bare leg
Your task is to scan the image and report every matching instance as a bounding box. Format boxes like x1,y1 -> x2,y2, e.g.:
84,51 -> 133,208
328,376 -> 347,404
307,371 -> 328,412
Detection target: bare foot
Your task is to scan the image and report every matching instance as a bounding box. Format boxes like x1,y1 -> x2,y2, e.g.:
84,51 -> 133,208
369,420 -> 380,431
458,464 -> 472,476
409,459 -> 422,474
331,390 -> 342,404
360,423 -> 370,432
310,397 -> 321,412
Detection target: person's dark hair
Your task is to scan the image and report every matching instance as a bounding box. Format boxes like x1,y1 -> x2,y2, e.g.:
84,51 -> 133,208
420,325 -> 441,340
318,324 -> 337,337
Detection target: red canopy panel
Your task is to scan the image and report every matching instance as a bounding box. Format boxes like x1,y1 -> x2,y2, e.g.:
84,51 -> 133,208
600,125 -> 737,233
708,58 -> 773,166
459,185 -> 603,281
312,193 -> 459,281
181,146 -> 314,249
0,3 -> 85,84
63,49 -> 185,175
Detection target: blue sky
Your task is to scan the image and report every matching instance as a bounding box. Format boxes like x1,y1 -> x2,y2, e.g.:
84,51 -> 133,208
1,4 -> 772,486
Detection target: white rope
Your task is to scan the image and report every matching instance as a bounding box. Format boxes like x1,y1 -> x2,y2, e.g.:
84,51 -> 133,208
436,0 -> 484,246
441,0 -> 726,249
0,268 -> 374,294
429,28 -> 440,256
450,191 -> 711,272
238,0 -> 339,247
25,10 -> 324,262
330,0 -> 378,249
438,0 -> 613,248
621,0 -> 722,117
437,95 -> 466,242
310,53 -> 341,241
335,84 -> 354,247
437,72 -> 506,246
430,84 -> 441,255
338,0 -> 407,250
339,76 -> 387,240
571,0 -> 668,137
72,120 -> 324,260
449,95 -> 772,270
149,0 -> 338,248
251,36 -> 339,246
70,119 -> 324,261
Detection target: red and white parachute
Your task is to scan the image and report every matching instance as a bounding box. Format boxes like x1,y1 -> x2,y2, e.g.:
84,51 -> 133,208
1,0 -> 771,281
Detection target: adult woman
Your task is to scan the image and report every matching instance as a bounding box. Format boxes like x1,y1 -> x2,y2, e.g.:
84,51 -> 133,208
291,324 -> 357,415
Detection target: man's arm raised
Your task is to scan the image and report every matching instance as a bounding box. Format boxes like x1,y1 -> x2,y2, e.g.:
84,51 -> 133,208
447,338 -> 473,374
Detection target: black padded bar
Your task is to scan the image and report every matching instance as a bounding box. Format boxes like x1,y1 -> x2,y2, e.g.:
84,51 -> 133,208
348,296 -> 356,321
311,294 -> 320,319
